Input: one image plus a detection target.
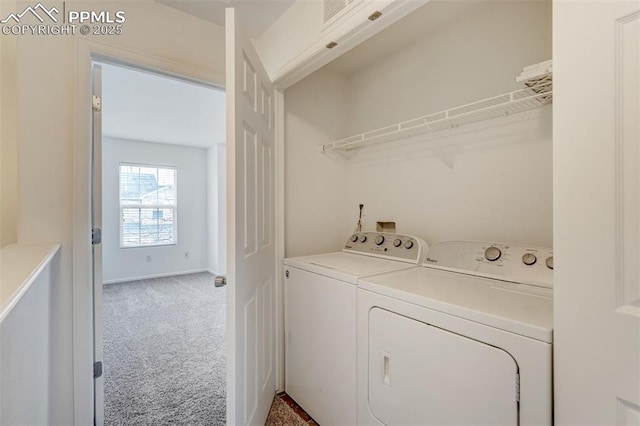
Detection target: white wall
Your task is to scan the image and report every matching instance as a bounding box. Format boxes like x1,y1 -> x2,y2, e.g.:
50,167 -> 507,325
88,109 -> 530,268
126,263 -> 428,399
284,67 -> 351,257
345,107 -> 553,246
254,0 -> 324,78
15,1 -> 224,422
344,1 -> 552,135
343,1 -> 553,247
0,253 -> 57,425
102,138 -> 208,283
284,0 -> 553,256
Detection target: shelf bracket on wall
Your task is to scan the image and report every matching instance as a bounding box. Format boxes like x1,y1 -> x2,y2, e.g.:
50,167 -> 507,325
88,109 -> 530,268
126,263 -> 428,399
432,139 -> 454,170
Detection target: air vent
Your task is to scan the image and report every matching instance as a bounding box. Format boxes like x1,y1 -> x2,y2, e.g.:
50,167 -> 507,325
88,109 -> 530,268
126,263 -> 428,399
324,0 -> 352,23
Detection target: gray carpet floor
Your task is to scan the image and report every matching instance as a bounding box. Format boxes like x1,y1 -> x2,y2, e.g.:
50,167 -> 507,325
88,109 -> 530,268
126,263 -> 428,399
103,272 -> 226,425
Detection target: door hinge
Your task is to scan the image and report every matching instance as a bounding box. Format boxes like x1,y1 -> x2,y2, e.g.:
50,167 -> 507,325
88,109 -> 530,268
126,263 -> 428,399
92,95 -> 101,112
515,372 -> 520,402
92,228 -> 102,245
94,361 -> 103,379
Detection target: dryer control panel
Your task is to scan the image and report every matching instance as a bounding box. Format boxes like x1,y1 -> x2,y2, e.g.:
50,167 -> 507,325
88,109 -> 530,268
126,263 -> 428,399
424,240 -> 553,288
343,232 -> 428,264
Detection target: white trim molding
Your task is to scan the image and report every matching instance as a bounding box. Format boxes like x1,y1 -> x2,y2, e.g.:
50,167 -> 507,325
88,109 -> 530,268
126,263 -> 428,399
102,269 -> 213,285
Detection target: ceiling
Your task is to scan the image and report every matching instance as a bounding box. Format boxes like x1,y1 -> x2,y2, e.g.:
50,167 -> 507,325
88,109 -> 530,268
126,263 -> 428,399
156,0 -> 296,38
102,63 -> 225,148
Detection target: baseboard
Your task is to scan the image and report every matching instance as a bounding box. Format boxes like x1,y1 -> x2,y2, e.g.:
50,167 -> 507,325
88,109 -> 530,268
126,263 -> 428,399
103,269 -> 212,284
206,269 -> 226,277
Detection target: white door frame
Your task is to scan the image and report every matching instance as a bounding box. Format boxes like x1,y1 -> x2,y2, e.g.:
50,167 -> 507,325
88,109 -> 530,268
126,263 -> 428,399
72,38 -> 229,424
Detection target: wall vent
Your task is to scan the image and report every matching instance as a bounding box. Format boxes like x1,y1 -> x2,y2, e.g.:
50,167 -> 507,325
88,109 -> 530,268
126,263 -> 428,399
324,0 -> 352,23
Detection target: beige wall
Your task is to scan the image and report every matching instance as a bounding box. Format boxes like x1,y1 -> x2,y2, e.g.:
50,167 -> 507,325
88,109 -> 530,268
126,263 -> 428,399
14,1 -> 224,422
284,66 -> 350,257
1,0 -> 18,249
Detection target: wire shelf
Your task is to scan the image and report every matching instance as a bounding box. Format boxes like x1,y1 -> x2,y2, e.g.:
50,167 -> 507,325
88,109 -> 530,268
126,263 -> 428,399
320,79 -> 552,153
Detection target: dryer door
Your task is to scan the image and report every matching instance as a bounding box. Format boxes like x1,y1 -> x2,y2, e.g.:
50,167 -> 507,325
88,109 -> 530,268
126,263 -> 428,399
368,308 -> 518,425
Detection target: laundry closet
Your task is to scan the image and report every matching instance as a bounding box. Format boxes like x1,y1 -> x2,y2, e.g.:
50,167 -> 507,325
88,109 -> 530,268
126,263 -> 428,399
283,0 -> 552,258
281,1 -> 554,424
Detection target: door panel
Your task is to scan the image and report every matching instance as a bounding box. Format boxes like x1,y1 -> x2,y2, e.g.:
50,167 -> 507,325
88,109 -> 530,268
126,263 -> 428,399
618,10 -> 640,312
226,8 -> 276,425
554,1 -> 640,423
368,308 -> 518,426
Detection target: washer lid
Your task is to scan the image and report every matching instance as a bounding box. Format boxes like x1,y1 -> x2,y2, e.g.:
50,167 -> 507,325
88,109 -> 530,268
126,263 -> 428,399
359,267 -> 553,343
284,252 -> 419,284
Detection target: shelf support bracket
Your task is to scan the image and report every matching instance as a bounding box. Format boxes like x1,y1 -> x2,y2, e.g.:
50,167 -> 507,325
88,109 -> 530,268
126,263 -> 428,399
433,140 -> 454,169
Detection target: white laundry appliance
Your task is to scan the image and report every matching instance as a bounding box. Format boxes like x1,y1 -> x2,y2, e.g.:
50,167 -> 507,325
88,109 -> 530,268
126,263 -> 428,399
357,240 -> 554,426
284,232 -> 428,426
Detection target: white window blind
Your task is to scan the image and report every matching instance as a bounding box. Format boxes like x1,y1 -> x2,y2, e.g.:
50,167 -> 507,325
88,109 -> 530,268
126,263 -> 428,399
119,163 -> 177,248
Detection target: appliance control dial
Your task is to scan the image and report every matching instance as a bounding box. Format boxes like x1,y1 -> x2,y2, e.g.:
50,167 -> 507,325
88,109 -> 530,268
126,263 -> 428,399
393,238 -> 402,247
522,253 -> 537,266
350,234 -> 359,243
404,240 -> 414,249
359,235 -> 367,243
484,246 -> 502,261
375,235 -> 385,245
546,256 -> 554,269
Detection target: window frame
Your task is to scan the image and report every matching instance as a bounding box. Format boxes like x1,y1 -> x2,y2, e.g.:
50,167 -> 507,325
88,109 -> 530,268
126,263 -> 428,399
118,162 -> 178,249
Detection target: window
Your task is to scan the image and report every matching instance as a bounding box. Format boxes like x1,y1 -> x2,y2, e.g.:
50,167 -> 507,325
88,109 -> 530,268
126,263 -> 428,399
119,163 -> 177,248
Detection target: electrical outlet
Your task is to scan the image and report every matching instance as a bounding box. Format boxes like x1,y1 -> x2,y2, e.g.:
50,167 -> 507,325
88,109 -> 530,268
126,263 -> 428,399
146,255 -> 152,262
184,251 -> 190,259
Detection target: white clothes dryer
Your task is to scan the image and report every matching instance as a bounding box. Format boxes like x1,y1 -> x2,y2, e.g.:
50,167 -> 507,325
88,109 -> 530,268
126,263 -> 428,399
357,240 -> 554,426
284,232 -> 427,426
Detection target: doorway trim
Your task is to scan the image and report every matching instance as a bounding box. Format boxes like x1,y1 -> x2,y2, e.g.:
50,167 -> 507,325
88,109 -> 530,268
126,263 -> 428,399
72,38 -> 224,425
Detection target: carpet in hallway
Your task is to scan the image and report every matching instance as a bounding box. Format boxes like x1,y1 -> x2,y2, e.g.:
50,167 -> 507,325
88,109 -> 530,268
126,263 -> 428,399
103,272 -> 226,425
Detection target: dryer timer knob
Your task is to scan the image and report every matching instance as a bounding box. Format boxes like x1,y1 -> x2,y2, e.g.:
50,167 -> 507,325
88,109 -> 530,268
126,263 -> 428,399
484,246 -> 502,261
393,238 -> 402,247
404,240 -> 414,249
546,256 -> 554,270
375,235 -> 385,245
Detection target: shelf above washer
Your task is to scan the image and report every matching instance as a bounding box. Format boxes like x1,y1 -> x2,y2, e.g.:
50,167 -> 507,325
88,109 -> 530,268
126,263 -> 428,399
320,77 -> 552,153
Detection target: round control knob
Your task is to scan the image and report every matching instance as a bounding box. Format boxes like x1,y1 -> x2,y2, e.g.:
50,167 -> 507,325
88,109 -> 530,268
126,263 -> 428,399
350,234 -> 358,243
393,238 -> 402,247
484,246 -> 502,261
375,235 -> 385,245
404,240 -> 414,249
359,235 -> 367,243
546,256 -> 554,270
522,253 -> 537,266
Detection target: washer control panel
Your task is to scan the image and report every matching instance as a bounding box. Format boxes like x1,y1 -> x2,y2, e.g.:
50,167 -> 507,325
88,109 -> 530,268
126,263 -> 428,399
344,232 -> 428,264
424,240 -> 553,288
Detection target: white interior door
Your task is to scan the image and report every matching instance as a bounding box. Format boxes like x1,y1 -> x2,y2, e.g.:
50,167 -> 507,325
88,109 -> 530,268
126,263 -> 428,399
91,62 -> 105,426
225,8 -> 277,425
554,1 -> 640,424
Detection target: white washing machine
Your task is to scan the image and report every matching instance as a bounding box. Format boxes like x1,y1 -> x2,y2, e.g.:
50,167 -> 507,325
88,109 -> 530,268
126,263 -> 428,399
357,240 -> 554,426
284,232 -> 427,426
